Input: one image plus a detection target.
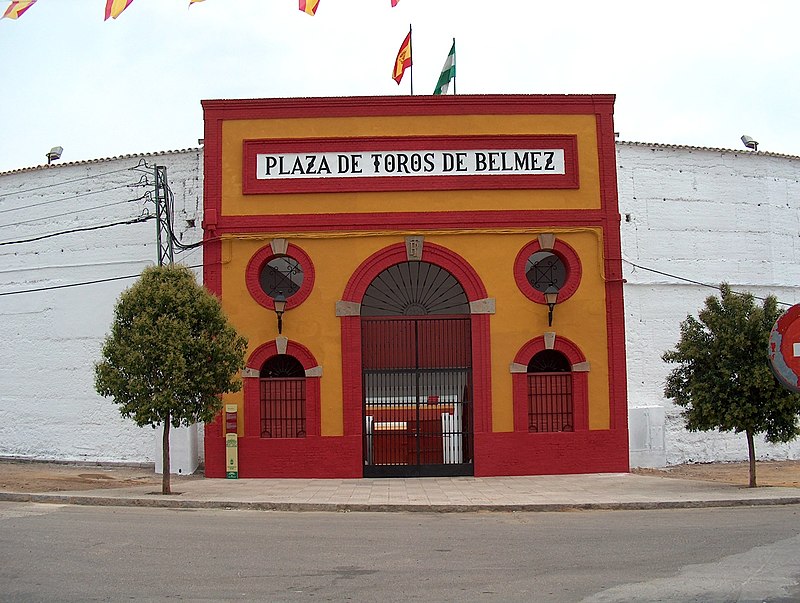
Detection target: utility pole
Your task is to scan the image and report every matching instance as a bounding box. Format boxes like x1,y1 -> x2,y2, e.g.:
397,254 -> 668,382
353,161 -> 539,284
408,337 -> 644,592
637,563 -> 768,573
153,165 -> 174,266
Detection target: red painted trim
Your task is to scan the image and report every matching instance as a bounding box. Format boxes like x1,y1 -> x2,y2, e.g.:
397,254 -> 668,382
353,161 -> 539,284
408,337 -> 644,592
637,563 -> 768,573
342,242 -> 488,302
209,209 -> 606,234
595,101 -> 629,438
242,135 -> 578,194
243,339 -> 321,438
201,94 -> 616,121
512,335 -> 588,432
244,243 -> 315,311
513,238 -> 582,304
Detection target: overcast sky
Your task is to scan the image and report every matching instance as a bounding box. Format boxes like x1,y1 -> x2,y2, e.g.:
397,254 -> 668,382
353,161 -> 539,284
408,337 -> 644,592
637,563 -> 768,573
1,0 -> 798,173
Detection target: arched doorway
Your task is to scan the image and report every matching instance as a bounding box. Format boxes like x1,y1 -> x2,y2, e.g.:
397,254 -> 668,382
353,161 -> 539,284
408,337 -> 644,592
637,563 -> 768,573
361,261 -> 474,477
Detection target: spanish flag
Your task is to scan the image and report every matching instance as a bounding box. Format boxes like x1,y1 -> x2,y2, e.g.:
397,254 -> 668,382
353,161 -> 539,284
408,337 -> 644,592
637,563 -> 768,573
2,0 -> 36,20
392,30 -> 412,84
105,0 -> 134,20
299,0 -> 319,16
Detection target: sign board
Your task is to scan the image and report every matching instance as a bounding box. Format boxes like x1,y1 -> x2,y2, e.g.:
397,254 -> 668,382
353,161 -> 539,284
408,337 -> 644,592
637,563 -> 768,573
242,135 -> 579,194
768,304 -> 800,393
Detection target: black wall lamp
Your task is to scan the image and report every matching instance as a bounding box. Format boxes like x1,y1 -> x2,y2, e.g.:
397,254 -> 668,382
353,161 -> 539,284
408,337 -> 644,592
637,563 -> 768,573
544,285 -> 559,327
273,291 -> 287,334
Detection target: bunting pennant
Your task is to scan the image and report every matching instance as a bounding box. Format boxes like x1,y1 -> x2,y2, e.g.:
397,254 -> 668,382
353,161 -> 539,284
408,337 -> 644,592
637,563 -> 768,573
392,31 -> 412,84
2,0 -> 37,20
391,0 -> 400,6
104,0 -> 134,20
299,0 -> 319,16
433,40 -> 456,95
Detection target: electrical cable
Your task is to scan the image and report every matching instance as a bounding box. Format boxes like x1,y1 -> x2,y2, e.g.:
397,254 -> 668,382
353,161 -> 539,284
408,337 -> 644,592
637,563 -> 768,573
0,194 -> 148,229
0,214 -> 155,246
0,263 -> 204,297
0,177 -> 150,216
0,165 -> 136,199
622,258 -> 794,307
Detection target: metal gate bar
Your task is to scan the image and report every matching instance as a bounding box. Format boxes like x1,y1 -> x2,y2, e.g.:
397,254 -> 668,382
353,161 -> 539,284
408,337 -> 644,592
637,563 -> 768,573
362,316 -> 473,477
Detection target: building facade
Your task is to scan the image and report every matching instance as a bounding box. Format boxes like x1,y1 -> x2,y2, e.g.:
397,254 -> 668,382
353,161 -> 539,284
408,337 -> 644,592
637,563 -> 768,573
201,95 -> 629,478
1,102 -> 799,473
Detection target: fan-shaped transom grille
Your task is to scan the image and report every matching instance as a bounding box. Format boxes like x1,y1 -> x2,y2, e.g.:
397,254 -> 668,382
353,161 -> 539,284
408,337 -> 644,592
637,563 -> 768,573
361,262 -> 470,316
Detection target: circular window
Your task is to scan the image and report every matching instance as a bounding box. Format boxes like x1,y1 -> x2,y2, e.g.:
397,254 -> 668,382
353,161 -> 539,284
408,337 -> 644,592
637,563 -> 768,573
246,243 -> 315,311
514,238 -> 581,304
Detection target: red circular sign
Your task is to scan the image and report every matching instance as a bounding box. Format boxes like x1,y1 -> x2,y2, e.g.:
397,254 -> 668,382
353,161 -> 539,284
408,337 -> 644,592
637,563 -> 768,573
769,304 -> 800,393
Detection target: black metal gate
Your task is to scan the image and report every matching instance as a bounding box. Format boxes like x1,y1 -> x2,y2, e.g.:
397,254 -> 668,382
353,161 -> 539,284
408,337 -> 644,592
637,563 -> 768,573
362,316 -> 473,477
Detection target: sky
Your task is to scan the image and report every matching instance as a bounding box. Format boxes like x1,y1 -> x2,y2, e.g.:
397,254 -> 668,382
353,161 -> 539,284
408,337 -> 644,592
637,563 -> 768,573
1,0 -> 799,173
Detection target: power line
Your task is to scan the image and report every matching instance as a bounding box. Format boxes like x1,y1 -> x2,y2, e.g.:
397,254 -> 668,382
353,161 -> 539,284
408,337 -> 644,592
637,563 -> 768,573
0,263 -> 204,297
0,194 -> 148,229
0,214 -> 155,246
623,258 -> 795,307
0,165 -> 136,200
0,177 -> 149,216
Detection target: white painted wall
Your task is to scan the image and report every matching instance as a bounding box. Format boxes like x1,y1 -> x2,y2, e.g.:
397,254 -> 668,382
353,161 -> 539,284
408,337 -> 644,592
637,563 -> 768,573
618,143 -> 800,466
2,141 -> 799,469
0,150 -> 203,466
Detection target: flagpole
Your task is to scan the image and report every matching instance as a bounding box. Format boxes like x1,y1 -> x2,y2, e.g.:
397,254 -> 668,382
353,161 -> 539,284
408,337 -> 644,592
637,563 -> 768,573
409,24 -> 414,96
452,38 -> 456,95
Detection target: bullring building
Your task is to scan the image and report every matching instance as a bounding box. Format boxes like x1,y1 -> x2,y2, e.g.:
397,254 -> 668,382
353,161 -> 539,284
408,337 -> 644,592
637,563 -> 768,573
200,94 -> 628,479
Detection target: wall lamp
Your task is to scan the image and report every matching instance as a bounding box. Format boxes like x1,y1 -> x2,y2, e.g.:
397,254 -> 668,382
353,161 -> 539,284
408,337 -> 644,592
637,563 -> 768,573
273,291 -> 287,334
544,285 -> 559,327
741,135 -> 758,152
46,146 -> 63,165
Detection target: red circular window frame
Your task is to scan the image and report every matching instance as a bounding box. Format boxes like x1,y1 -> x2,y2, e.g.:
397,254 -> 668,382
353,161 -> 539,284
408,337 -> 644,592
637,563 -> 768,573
245,243 -> 315,311
513,238 -> 582,304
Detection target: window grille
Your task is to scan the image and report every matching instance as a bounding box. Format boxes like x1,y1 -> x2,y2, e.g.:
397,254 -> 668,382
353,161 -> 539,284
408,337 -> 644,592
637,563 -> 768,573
259,355 -> 306,438
527,350 -> 573,433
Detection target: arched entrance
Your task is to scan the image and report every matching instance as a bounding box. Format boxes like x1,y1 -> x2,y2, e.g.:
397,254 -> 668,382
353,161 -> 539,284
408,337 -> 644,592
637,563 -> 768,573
361,261 -> 474,477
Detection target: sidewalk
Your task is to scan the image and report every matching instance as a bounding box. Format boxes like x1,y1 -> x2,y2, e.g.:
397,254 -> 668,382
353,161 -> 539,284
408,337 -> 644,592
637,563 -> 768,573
2,466 -> 800,513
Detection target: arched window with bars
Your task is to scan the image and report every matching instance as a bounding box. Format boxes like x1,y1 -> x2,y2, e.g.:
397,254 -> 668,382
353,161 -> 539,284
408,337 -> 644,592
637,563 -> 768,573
526,350 -> 573,433
512,335 -> 589,434
259,355 -> 306,438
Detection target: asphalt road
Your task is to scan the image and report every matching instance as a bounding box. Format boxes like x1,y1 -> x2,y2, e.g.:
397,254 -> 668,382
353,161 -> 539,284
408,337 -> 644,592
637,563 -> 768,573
1,502 -> 799,602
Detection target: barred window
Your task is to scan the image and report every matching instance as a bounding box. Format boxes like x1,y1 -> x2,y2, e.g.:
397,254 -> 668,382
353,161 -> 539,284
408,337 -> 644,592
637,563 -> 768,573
526,350 -> 573,433
259,355 -> 306,438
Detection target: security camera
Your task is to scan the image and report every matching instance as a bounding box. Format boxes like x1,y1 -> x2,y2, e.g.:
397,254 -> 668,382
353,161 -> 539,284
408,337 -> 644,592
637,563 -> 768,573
740,135 -> 758,151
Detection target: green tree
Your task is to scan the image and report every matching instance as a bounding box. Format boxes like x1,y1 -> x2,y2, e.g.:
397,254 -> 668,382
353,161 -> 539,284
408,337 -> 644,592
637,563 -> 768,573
662,284 -> 800,487
95,265 -> 247,494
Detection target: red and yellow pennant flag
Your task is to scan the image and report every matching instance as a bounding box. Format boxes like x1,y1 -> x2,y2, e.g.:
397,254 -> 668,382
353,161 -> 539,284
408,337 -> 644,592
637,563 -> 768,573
2,0 -> 37,20
392,31 -> 412,84
105,0 -> 134,20
299,0 -> 319,16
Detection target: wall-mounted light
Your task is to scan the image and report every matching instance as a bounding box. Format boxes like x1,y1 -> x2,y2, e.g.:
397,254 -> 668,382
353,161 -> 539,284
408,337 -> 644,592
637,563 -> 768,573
46,146 -> 63,165
544,285 -> 559,327
741,135 -> 758,152
273,291 -> 287,334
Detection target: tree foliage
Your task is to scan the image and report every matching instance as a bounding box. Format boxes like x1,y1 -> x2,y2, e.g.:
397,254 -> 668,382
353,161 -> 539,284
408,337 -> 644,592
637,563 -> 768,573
95,264 -> 247,492
662,284 -> 800,486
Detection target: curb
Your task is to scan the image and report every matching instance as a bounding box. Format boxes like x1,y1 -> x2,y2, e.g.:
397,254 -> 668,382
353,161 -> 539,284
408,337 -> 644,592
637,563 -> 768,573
3,491 -> 800,513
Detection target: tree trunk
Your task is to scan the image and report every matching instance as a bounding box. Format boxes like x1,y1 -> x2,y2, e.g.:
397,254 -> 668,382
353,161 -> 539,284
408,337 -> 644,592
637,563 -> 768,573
746,429 -> 757,488
162,414 -> 171,495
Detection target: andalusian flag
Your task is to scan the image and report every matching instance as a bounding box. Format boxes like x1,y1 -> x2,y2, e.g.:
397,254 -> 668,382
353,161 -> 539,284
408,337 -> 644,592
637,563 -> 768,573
299,0 -> 319,16
433,40 -> 456,95
105,0 -> 134,20
392,30 -> 412,85
2,0 -> 36,20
